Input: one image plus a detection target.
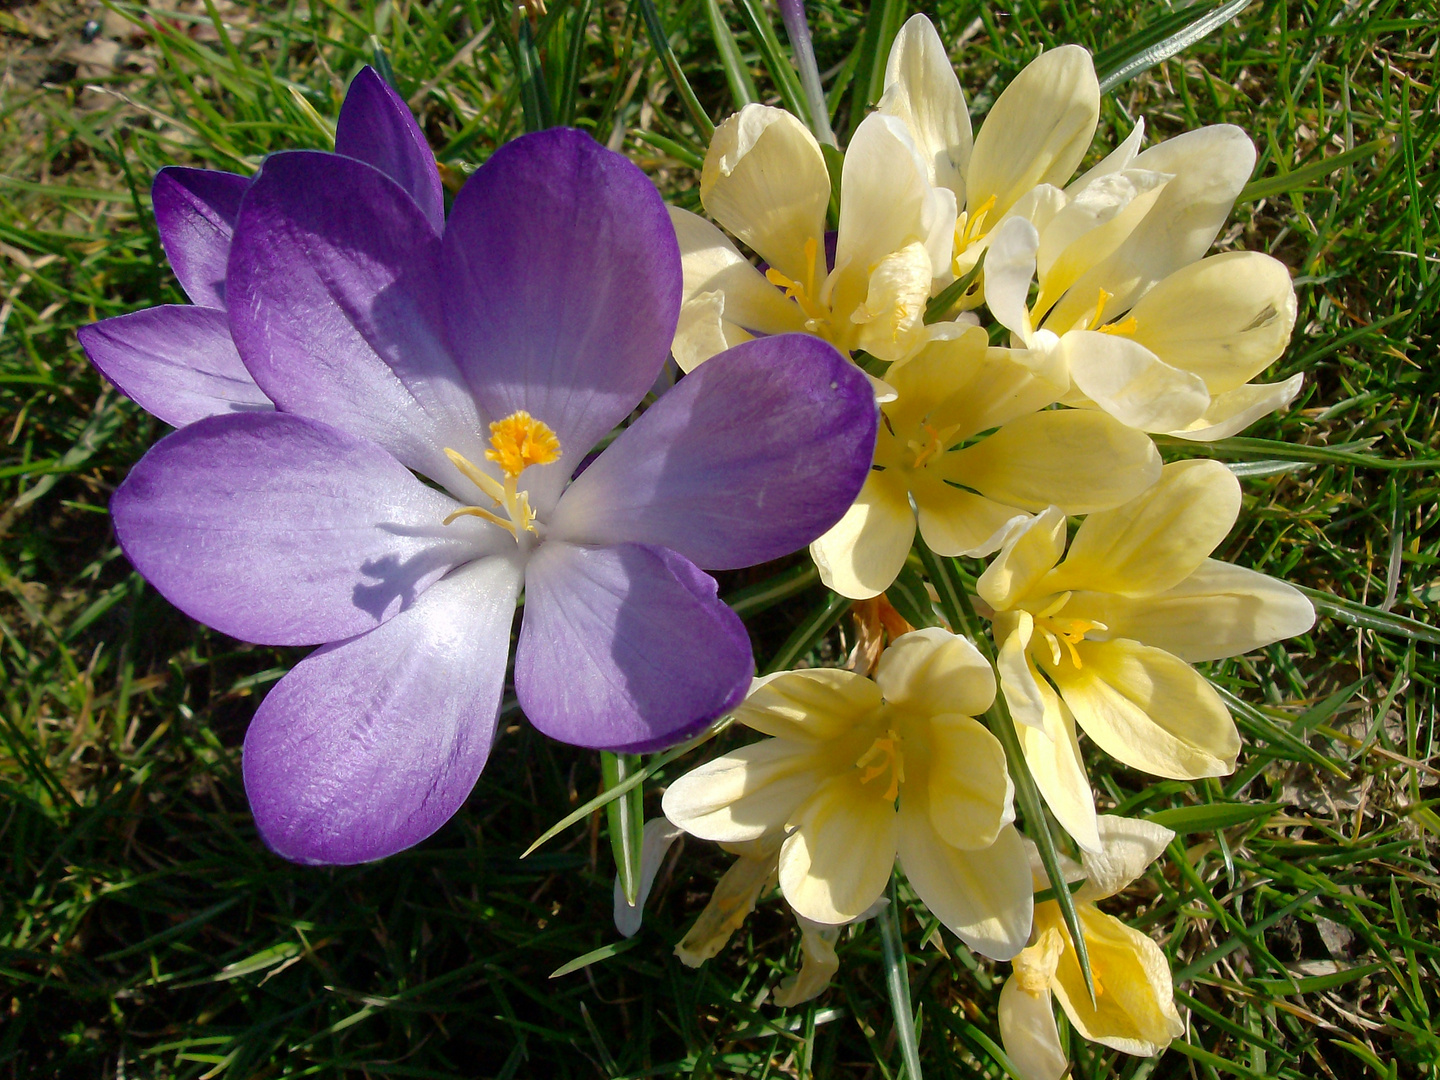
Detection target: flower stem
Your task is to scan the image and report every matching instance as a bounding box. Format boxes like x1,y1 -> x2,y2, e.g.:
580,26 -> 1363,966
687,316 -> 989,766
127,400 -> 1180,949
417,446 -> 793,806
878,874 -> 923,1080
601,751 -> 646,906
914,538 -> 1098,1007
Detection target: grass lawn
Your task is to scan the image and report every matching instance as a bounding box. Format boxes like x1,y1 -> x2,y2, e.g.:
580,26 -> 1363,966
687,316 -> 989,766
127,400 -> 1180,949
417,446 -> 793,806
1,0 -> 1437,1076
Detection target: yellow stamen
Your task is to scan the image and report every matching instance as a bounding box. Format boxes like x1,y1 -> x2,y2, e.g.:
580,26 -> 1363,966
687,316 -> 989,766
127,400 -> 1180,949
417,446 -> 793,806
1097,315 -> 1138,336
855,730 -> 904,802
485,410 -> 561,479
1088,287 -> 1138,336
1030,593 -> 1107,669
950,195 -> 998,276
441,413 -> 560,541
764,236 -> 829,323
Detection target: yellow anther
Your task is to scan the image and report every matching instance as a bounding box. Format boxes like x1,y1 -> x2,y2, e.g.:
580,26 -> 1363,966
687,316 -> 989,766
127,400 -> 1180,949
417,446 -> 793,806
1098,315 -> 1138,336
1086,287 -> 1138,336
486,410 -> 561,479
908,423 -> 944,470
964,195 -> 997,245
855,730 -> 904,801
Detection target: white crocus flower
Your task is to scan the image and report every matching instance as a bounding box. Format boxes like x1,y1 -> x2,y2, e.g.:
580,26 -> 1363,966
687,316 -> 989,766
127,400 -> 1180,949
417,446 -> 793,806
999,816 -> 1185,1080
809,324 -> 1161,600
663,628 -> 1033,959
977,460 -> 1314,850
984,123 -> 1302,439
670,104 -> 955,370
878,15 -> 1101,292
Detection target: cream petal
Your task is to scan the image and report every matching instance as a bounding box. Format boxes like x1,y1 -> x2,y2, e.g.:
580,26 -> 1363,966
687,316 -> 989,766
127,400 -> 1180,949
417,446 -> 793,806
837,113 -> 958,296
1050,637 -> 1239,779
977,507 -> 1067,612
614,818 -> 685,937
1044,124 -> 1256,331
1062,558 -> 1315,663
778,773 -> 898,923
885,328 -> 1062,435
940,409 -> 1163,515
669,206 -> 808,369
736,668 -> 886,742
896,812 -> 1033,960
1059,331 -> 1211,432
701,105 -> 830,282
913,480 -> 1030,559
1066,119 -> 1146,195
662,738 -> 828,843
1127,251 -> 1297,393
999,975 -> 1069,1080
1015,670 -> 1101,853
879,14 -> 972,200
1164,373 -> 1305,441
675,849 -> 778,966
773,916 -> 843,1007
996,610 -> 1045,731
1075,815 -> 1175,903
811,471 -> 916,600
1044,459 -> 1239,597
966,45 -> 1100,220
1049,905 -> 1185,1055
852,240 -> 935,362
875,627 -> 995,717
673,291 -> 751,372
1037,167 -> 1170,286
984,216 -> 1041,344
925,712 -> 1014,849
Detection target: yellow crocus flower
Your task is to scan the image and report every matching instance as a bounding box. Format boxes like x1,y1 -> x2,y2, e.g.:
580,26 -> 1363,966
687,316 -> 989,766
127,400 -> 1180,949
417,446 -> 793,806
1000,816 -> 1185,1080
809,324 -> 1161,600
662,628 -> 1033,959
978,459 -> 1314,850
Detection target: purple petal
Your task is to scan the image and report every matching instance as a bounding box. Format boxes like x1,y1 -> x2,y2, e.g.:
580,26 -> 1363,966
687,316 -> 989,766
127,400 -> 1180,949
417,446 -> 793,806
516,541 -> 752,752
441,128 -> 681,504
335,66 -> 445,235
550,334 -> 877,570
152,166 -> 249,309
227,150 -> 489,493
79,305 -> 271,428
244,555 -> 521,865
112,412 -> 501,646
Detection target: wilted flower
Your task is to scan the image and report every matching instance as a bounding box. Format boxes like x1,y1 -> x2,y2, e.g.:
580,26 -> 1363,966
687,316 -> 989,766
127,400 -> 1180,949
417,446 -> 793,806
107,127 -> 877,865
808,323 -> 1161,599
663,628 -> 1032,958
1000,816 -> 1185,1080
978,460 -> 1314,849
79,67 -> 440,428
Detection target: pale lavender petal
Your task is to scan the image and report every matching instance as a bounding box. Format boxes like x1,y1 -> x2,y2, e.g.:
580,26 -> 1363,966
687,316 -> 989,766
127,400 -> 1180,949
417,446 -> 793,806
244,555 -> 522,865
152,166 -> 249,309
111,412 -> 501,646
79,306 -> 271,427
335,66 -> 445,234
516,541 -> 752,752
441,128 -> 680,507
551,335 -> 876,570
227,150 -> 489,495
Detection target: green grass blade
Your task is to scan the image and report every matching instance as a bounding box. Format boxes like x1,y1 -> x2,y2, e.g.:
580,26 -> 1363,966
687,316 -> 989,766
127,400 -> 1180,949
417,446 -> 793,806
878,877 -> 923,1080
731,0 -> 809,123
601,751 -> 646,906
636,0 -> 715,139
705,0 -> 756,108
1096,0 -> 1252,95
845,0 -> 905,141
762,589 -> 851,674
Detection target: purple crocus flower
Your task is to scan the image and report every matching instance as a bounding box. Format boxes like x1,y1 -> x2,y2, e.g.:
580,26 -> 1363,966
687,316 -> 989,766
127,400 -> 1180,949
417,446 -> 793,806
79,67 -> 440,427
105,126 -> 877,866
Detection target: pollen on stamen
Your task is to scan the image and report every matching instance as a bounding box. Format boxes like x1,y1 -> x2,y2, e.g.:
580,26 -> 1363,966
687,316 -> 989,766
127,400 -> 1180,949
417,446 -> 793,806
485,410 -> 561,479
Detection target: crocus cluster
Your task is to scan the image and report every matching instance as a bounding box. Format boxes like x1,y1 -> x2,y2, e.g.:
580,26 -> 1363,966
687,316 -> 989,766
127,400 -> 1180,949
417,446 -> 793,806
87,21 -> 1320,1078
643,11 -> 1317,1079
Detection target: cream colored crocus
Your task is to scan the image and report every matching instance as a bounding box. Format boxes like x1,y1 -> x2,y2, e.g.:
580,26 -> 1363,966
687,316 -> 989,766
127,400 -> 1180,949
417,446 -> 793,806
809,323 -> 1161,600
662,628 -> 1033,959
1000,816 -> 1185,1080
878,15 -> 1100,292
670,103 -> 956,371
978,459 -> 1314,850
983,121 -> 1302,440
